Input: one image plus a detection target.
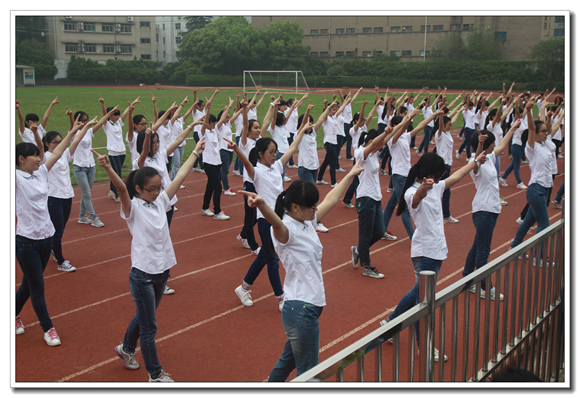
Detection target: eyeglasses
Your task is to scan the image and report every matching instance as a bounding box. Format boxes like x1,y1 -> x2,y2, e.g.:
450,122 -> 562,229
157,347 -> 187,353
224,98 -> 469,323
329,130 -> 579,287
142,185 -> 163,193
267,149 -> 279,156
538,129 -> 549,134
151,140 -> 160,145
50,140 -> 62,145
137,122 -> 147,126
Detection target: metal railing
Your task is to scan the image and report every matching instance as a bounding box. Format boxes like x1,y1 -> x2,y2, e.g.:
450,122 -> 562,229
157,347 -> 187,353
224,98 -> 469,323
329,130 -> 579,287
293,216 -> 565,383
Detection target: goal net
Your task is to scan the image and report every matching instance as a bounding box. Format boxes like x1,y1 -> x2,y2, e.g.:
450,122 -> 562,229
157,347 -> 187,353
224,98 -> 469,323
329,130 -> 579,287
243,70 -> 311,94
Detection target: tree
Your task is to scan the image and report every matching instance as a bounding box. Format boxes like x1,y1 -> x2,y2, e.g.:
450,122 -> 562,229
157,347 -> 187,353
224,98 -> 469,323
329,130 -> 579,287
430,31 -> 466,61
15,44 -> 57,78
184,16 -> 212,32
257,20 -> 310,71
526,37 -> 564,81
16,16 -> 47,46
464,27 -> 503,61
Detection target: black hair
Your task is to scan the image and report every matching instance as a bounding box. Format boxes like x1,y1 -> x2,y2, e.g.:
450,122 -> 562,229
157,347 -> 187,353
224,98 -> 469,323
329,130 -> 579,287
275,111 -> 285,127
106,106 -> 121,119
16,142 -> 40,167
278,100 -> 288,107
358,128 -> 381,148
397,153 -> 445,216
133,114 -> 146,127
247,119 -> 260,135
73,111 -> 89,122
399,106 -> 408,115
286,98 -> 295,106
42,131 -> 62,152
24,113 -> 39,127
491,366 -> 542,382
485,108 -> 499,129
297,114 -> 314,133
432,115 -> 451,137
350,112 -> 361,128
274,180 -> 319,221
470,129 -> 495,152
125,167 -> 160,199
390,115 -> 404,128
217,110 -> 225,122
249,137 -> 277,166
554,96 -> 564,106
136,130 -> 160,158
157,110 -> 167,120
207,114 -> 218,124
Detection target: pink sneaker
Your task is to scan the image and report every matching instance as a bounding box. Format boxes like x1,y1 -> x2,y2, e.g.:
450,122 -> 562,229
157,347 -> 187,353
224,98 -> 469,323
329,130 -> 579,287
44,327 -> 61,346
16,316 -> 24,335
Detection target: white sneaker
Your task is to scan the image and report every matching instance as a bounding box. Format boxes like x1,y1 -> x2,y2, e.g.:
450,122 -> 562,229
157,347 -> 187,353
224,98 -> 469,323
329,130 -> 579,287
164,285 -> 175,295
380,169 -> 387,176
201,209 -> 214,217
213,211 -> 230,220
500,197 -> 508,206
551,200 -> 562,209
237,234 -> 250,249
516,217 -> 523,224
51,251 -> 57,262
416,149 -> 422,157
114,342 -> 140,370
336,168 -> 346,173
443,216 -> 459,224
173,206 -> 178,211
235,285 -> 253,307
516,182 -> 527,189
251,247 -> 261,255
44,327 -> 61,346
179,185 -> 185,189
224,189 -> 237,196
287,164 -> 298,169
316,180 -> 329,185
233,170 -> 241,176
363,266 -> 385,279
351,246 -> 359,269
316,223 -> 329,233
108,190 -> 116,200
149,370 -> 174,382
480,287 -> 504,301
499,177 -> 508,187
387,187 -> 394,192
91,217 -> 105,227
417,347 -> 448,362
78,216 -> 92,224
279,301 -> 284,311
16,316 -> 25,335
200,169 -> 206,174
455,150 -> 460,160
283,176 -> 291,182
343,202 -> 354,209
558,154 -> 564,159
193,167 -> 202,172
381,231 -> 398,241
331,183 -> 338,188
429,141 -> 435,145
57,260 -> 76,272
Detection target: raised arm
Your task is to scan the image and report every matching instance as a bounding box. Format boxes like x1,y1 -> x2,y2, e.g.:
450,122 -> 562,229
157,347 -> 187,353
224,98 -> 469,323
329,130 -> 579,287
98,94 -> 106,116
137,129 -> 153,169
92,149 -> 131,217
316,161 -> 364,221
44,115 -> 83,171
69,117 -> 98,156
151,102 -> 177,132
41,96 -> 59,128
152,93 -> 158,124
524,101 -> 536,149
16,100 -> 25,134
164,139 -> 206,200
494,119 -> 521,157
313,103 -> 333,132
444,151 -> 487,190
121,97 -> 140,123
279,122 -> 311,165
93,106 -> 120,135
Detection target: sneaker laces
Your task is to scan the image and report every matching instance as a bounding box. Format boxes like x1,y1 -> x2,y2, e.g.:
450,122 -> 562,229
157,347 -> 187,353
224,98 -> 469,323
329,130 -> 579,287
16,317 -> 23,328
47,328 -> 59,340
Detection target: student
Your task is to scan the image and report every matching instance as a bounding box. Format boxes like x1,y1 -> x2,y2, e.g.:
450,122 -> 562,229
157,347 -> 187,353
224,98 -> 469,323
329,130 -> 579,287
16,96 -> 59,144
94,137 -> 205,382
462,120 -> 520,300
338,87 -> 363,160
268,98 -> 299,182
170,97 -> 198,189
218,98 -> 243,196
126,101 -> 145,172
228,121 -> 312,311
380,150 -> 487,362
417,92 -> 435,155
191,88 -> 220,173
456,94 -> 477,161
233,90 -> 268,177
151,95 -> 183,176
316,98 -> 351,186
284,95 -> 308,169
15,115 -> 84,346
99,95 -> 139,201
485,97 -> 514,186
499,96 -> 528,189
241,165 -> 363,381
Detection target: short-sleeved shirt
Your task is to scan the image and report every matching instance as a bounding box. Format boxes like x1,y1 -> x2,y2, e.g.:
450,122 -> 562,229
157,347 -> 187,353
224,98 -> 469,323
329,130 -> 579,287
16,165 -> 55,240
73,128 -> 95,168
355,146 -> 382,202
349,125 -> 367,153
463,108 -> 476,129
103,119 -> 126,154
268,125 -> 289,154
239,138 -> 257,183
45,148 -> 75,199
272,214 -> 325,307
405,181 -> 447,260
19,124 -> 47,144
253,160 -> 284,220
133,149 -> 177,207
526,141 -> 553,188
297,130 -> 319,171
219,121 -> 234,152
388,132 -> 412,177
121,191 -> 176,275
200,127 -> 222,166
156,122 -> 173,154
470,152 -> 501,214
322,116 -> 338,145
126,132 -> 139,170
434,130 -> 453,166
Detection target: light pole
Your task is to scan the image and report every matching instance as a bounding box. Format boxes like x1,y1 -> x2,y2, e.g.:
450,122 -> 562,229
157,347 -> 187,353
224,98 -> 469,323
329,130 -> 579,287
423,16 -> 427,62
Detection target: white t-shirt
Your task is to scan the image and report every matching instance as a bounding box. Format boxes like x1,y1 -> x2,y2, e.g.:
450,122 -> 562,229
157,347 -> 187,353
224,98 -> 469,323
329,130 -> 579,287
355,146 -> 382,202
525,141 -> 553,188
470,152 -> 501,214
253,159 -> 284,220
16,165 -> 56,240
285,108 -> 299,134
477,110 -> 488,128
350,125 -> 367,154
156,122 -> 173,154
126,132 -> 139,171
45,148 -> 75,199
422,106 -> 434,127
171,117 -> 187,149
463,108 -> 476,129
545,136 -> 558,176
193,109 -> 206,134
322,116 -> 338,145
19,124 -> 47,144
512,117 -> 528,146
298,130 -> 319,171
133,149 -> 178,207
487,121 -> 503,146
234,115 -> 244,138
342,103 -> 353,124
552,110 -> 564,141
103,119 -> 126,154
268,125 -> 289,154
335,114 -> 345,137
121,191 -> 176,275
405,180 -> 447,260
72,128 -> 95,168
200,127 -> 222,166
219,121 -> 234,152
388,132 -> 412,177
239,138 -> 257,183
434,130 -> 454,166
272,214 -> 325,307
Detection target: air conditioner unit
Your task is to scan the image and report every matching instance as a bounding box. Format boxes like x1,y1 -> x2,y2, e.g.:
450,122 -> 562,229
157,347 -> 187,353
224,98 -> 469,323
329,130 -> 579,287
116,48 -> 122,53
78,22 -> 84,31
127,17 -> 134,22
65,16 -> 72,20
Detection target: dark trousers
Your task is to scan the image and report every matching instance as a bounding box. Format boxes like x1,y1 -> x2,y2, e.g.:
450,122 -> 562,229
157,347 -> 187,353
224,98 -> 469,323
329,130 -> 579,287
203,163 -> 222,214
47,196 -> 72,265
108,154 -> 125,198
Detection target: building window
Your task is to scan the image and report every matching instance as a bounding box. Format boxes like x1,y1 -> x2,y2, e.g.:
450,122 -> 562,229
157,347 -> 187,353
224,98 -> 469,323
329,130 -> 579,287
176,51 -> 180,58
433,25 -> 444,31
463,24 -> 474,31
120,45 -> 132,54
335,51 -> 345,57
402,26 -> 413,32
320,51 -> 329,58
140,21 -> 151,28
346,50 -> 356,57
421,25 -> 431,32
374,27 -> 383,33
163,37 -> 165,44
362,51 -> 372,57
162,23 -> 165,30
336,28 -> 344,34
346,28 -> 355,34
84,43 -> 96,53
363,27 -> 372,33
163,51 -> 166,58
175,36 -> 182,44
175,23 -> 181,30
65,43 -> 78,52
310,52 -> 318,57
391,26 -> 400,33
141,54 -> 152,60
141,38 -> 151,44
64,22 -> 76,31
83,23 -> 95,32
419,50 -> 430,57
555,16 -> 564,23
450,24 -> 461,31
310,29 -> 319,35
390,50 -> 400,56
120,24 -> 132,33
495,32 -> 507,41
402,50 -> 412,57
373,50 -> 383,56
554,28 -> 564,36
102,44 -> 114,53
320,28 -> 329,34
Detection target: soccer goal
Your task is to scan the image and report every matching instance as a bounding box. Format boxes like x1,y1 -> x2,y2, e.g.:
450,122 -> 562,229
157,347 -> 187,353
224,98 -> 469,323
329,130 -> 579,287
243,70 -> 311,94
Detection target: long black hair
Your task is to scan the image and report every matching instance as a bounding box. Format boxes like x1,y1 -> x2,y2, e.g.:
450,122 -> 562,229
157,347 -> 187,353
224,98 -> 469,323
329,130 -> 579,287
397,153 -> 445,216
470,129 -> 496,153
249,137 -> 277,166
42,131 -> 62,152
125,167 -> 160,199
136,131 -> 160,158
274,180 -> 319,221
16,142 -> 40,167
358,129 -> 381,148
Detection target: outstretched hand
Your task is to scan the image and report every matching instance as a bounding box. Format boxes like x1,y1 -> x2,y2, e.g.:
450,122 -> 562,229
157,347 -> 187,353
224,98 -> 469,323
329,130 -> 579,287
91,149 -> 110,168
238,190 -> 265,208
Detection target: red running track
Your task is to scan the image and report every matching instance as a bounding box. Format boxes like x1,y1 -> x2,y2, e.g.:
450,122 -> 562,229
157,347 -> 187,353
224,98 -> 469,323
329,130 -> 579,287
13,129 -> 565,384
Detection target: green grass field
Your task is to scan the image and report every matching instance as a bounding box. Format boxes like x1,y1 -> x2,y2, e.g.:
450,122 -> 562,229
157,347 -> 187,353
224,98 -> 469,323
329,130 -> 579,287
16,86 -> 502,184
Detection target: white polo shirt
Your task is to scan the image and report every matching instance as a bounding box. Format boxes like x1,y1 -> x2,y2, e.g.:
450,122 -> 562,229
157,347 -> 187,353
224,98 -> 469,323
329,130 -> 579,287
193,109 -> 206,134
525,141 -> 553,188
16,165 -> 55,240
156,122 -> 173,154
297,130 -> 319,171
103,119 -> 126,154
133,149 -> 178,207
200,127 -> 222,166
355,146 -> 382,202
463,108 -> 476,129
126,132 -> 139,171
73,128 -> 95,168
405,181 -> 447,260
349,125 -> 367,153
171,117 -> 187,149
121,191 -> 176,275
470,152 -> 501,214
239,138 -> 257,183
388,132 -> 412,177
45,148 -> 75,199
487,121 -> 503,146
254,159 -> 284,220
268,125 -> 289,154
285,108 -> 299,134
342,103 -> 353,124
512,117 -> 528,146
19,124 -> 47,144
434,130 -> 454,166
219,121 -> 234,152
272,214 -> 325,307
322,116 -> 338,145
422,106 -> 434,127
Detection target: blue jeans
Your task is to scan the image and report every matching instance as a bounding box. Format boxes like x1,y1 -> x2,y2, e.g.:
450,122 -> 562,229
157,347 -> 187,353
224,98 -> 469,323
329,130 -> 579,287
458,128 -> 474,158
233,136 -> 244,174
383,174 -> 414,239
220,149 -> 234,191
73,165 -> 97,219
462,211 -> 499,291
268,301 -> 323,381
287,134 -> 295,166
243,218 -> 284,297
344,123 -> 353,159
441,166 -> 451,218
502,144 -> 523,184
170,146 -> 185,181
317,143 -> 337,184
554,182 -> 564,203
298,167 -> 317,184
240,182 -> 259,251
335,135 -> 346,167
356,197 -> 384,268
122,267 -> 170,378
108,154 -> 125,198
15,235 -> 53,332
510,183 -> 550,250
418,125 -> 432,154
193,131 -> 204,169
494,154 -> 501,180
48,197 -> 72,265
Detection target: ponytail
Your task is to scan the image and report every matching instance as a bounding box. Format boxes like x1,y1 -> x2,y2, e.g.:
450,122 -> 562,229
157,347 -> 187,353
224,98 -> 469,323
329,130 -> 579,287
250,137 -> 276,166
397,153 -> 445,217
125,167 -> 160,199
42,131 -> 61,153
